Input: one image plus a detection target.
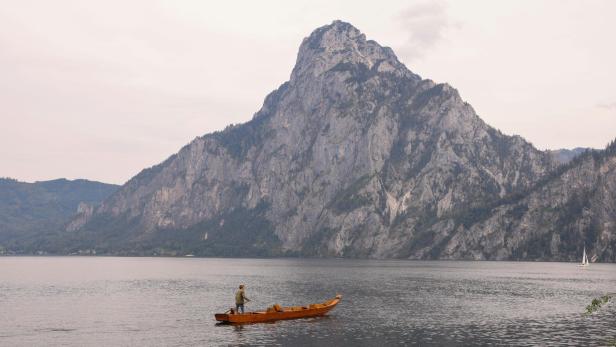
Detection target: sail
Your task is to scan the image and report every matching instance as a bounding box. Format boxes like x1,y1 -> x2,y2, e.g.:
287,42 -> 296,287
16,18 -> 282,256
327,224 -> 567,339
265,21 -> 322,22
578,247 -> 589,267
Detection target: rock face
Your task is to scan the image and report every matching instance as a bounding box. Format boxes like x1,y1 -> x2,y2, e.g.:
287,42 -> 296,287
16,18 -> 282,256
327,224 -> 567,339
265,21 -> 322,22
65,202 -> 94,233
67,21 -> 613,261
441,145 -> 616,261
0,178 -> 118,251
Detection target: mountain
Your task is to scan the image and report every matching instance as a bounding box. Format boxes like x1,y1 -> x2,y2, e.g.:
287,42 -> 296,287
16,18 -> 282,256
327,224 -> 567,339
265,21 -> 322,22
441,142 -> 616,261
549,147 -> 591,164
0,178 -> 118,253
63,20 -> 571,258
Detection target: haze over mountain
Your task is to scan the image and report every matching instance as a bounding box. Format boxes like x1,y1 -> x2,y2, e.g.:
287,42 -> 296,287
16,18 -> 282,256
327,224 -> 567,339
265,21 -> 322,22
0,178 -> 118,253
549,148 -> 592,164
7,21 -> 613,261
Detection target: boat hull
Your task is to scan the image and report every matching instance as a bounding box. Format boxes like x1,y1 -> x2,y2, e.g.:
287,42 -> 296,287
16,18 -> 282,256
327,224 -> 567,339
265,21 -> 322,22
215,295 -> 341,324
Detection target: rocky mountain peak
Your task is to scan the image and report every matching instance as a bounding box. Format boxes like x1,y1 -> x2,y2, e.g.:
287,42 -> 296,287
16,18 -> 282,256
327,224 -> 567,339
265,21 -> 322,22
62,21 -> 592,261
302,20 -> 365,50
291,20 -> 416,81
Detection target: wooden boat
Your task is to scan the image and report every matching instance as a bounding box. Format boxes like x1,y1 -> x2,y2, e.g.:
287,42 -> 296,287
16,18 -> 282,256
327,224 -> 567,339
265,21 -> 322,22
215,294 -> 341,324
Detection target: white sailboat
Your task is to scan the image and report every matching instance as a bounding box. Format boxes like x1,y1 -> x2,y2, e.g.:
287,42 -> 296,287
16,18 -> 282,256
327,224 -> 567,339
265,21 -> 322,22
578,247 -> 589,267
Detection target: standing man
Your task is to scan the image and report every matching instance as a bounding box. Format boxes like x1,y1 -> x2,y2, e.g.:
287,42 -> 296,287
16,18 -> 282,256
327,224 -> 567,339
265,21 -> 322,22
235,284 -> 250,313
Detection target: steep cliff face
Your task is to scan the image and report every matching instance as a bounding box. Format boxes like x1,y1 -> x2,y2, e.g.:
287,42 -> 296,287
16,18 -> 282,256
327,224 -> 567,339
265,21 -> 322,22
69,21 -> 562,257
441,145 -> 616,262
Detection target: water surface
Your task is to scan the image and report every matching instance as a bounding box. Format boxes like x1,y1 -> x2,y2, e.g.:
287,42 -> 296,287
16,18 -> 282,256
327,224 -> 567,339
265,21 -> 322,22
1,257 -> 615,346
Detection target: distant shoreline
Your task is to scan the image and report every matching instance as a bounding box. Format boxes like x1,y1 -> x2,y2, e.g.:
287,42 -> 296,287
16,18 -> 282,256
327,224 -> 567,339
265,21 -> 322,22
1,254 -> 613,264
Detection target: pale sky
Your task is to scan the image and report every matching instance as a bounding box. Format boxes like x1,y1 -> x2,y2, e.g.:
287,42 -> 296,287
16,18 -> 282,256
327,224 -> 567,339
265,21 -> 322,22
1,0 -> 615,184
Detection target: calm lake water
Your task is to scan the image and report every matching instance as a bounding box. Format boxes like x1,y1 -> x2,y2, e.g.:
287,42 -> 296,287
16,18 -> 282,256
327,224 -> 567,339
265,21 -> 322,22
1,257 -> 615,346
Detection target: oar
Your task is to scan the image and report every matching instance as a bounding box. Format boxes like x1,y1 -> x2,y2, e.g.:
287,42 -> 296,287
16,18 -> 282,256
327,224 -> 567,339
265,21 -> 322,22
236,298 -> 255,314
244,298 -> 254,312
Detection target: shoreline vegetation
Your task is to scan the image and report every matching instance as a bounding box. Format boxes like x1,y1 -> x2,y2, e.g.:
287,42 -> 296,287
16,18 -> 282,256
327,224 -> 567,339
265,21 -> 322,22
585,293 -> 614,315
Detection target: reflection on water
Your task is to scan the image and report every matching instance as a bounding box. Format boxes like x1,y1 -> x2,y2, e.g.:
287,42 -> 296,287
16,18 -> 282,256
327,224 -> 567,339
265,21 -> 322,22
1,257 -> 615,346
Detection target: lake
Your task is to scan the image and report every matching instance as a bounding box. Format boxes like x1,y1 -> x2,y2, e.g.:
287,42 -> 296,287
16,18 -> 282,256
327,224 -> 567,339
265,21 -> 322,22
1,257 -> 615,346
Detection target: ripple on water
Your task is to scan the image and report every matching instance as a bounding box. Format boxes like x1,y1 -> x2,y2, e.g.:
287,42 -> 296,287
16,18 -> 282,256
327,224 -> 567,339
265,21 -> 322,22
1,257 -> 615,346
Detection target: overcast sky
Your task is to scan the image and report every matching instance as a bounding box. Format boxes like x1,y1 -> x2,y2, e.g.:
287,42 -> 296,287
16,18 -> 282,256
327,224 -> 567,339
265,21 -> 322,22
1,0 -> 615,184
